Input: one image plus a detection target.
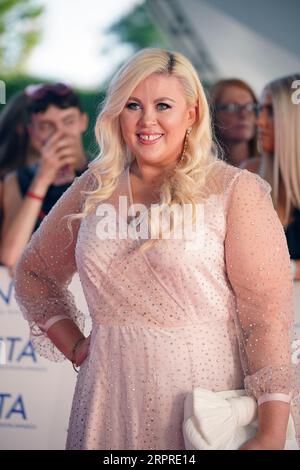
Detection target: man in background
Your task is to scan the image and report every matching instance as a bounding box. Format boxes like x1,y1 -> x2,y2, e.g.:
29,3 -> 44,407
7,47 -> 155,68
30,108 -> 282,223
0,83 -> 89,270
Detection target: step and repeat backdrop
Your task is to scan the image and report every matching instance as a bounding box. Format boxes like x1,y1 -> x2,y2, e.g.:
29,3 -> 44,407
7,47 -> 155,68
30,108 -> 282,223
0,265 -> 300,449
0,267 -> 91,450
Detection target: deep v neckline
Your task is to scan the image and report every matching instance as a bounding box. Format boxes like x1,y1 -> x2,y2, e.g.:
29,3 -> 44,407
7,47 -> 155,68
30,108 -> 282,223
125,165 -> 186,313
126,164 -> 161,209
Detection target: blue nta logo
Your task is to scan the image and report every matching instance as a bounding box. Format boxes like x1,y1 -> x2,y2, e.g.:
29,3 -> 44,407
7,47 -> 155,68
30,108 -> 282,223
0,393 -> 27,420
0,279 -> 14,305
0,337 -> 37,364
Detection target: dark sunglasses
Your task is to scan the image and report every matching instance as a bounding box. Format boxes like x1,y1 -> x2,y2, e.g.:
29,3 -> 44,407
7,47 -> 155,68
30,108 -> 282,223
25,83 -> 73,101
215,102 -> 259,115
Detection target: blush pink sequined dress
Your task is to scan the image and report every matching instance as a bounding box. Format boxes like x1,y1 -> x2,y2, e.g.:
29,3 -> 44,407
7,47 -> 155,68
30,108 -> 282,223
14,160 -> 300,449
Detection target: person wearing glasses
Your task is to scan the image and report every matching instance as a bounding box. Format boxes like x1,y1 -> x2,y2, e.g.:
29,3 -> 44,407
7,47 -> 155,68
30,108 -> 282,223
0,83 -> 89,270
210,79 -> 259,168
13,49 -> 300,450
243,74 -> 300,281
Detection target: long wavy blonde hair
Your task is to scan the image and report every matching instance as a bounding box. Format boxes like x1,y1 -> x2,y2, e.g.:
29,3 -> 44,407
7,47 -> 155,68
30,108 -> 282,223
69,48 -> 218,253
260,74 -> 300,226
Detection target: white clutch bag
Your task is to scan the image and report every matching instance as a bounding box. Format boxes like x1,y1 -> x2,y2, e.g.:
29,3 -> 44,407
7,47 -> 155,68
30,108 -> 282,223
183,388 -> 299,450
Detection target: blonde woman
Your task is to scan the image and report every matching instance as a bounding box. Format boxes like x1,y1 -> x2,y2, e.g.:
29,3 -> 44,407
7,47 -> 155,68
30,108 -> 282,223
13,49 -> 299,450
242,74 -> 300,281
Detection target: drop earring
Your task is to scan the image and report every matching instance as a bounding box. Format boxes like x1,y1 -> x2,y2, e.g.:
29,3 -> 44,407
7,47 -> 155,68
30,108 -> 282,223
179,127 -> 192,164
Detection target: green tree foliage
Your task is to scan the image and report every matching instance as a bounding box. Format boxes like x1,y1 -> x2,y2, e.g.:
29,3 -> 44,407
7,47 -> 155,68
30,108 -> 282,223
0,0 -> 44,75
101,2 -> 170,87
104,2 -> 170,53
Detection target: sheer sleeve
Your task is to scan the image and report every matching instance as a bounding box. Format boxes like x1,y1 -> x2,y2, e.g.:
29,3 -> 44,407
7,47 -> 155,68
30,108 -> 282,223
13,169 -> 95,362
225,170 -> 300,403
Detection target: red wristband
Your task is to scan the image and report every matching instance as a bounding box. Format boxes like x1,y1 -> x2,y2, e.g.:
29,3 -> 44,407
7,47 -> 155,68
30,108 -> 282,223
26,191 -> 44,201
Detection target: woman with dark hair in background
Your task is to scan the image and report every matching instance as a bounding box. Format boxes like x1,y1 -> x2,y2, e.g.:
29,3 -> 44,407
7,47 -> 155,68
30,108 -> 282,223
0,91 -> 34,177
210,78 -> 259,168
0,91 -> 35,250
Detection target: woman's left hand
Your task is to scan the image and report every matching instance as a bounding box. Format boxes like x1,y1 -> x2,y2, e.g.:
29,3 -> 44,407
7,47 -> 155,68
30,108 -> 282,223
74,334 -> 91,367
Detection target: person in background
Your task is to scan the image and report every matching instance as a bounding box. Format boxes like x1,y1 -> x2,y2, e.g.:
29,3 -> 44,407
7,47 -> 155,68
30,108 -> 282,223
0,91 -> 36,254
0,91 -> 36,178
210,78 -> 259,168
0,83 -> 89,270
243,74 -> 300,281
